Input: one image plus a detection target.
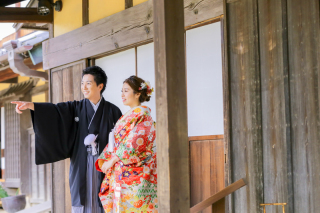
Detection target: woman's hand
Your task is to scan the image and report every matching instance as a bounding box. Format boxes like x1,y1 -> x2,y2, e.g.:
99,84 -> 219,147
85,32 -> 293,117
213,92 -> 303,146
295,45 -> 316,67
11,101 -> 34,114
101,156 -> 119,173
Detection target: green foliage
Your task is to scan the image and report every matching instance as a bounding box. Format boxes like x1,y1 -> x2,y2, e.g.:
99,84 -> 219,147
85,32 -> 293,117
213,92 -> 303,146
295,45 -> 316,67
0,184 -> 9,198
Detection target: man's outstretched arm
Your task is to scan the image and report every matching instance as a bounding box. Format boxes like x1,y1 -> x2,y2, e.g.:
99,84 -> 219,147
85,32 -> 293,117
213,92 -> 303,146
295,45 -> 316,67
11,101 -> 34,114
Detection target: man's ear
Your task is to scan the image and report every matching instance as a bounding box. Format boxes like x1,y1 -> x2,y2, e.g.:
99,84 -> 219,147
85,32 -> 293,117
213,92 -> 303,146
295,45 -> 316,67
98,83 -> 104,92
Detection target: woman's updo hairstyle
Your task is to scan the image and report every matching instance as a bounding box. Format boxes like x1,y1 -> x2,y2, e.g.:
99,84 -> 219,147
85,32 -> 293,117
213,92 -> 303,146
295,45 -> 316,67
124,75 -> 151,103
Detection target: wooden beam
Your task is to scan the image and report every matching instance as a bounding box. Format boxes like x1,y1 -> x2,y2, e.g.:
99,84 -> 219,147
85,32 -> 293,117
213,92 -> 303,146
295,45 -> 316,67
188,135 -> 224,141
0,77 -> 18,83
125,0 -> 133,9
0,68 -> 19,82
153,0 -> 189,211
190,179 -> 247,213
0,7 -> 53,23
82,0 -> 89,25
42,0 -> 223,70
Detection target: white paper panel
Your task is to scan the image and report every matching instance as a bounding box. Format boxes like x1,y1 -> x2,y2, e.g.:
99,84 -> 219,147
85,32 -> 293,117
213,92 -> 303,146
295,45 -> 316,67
186,22 -> 224,136
96,49 -> 136,114
137,43 -> 156,121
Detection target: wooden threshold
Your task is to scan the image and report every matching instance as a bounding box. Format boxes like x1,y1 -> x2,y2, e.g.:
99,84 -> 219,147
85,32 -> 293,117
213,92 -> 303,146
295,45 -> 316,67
189,135 -> 224,141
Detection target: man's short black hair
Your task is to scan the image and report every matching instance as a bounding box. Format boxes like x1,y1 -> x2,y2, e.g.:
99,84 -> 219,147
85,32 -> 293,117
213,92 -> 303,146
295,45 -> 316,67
82,66 -> 107,94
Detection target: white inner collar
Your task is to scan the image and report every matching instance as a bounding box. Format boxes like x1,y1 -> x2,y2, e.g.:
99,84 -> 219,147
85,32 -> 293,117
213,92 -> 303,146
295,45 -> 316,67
89,97 -> 102,112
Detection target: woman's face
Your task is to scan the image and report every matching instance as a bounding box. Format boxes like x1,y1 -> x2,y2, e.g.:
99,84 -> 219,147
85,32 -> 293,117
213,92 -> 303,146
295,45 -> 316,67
121,83 -> 140,108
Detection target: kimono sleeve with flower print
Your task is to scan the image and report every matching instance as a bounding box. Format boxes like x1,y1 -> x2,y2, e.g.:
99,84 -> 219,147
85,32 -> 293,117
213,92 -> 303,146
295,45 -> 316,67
113,112 -> 154,166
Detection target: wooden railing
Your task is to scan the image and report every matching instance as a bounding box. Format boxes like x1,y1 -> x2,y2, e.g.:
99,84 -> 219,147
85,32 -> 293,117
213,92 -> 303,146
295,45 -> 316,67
190,178 -> 247,213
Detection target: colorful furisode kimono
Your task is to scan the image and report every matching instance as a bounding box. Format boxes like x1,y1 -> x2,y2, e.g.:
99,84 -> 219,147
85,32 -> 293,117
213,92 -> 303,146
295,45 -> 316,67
95,106 -> 157,213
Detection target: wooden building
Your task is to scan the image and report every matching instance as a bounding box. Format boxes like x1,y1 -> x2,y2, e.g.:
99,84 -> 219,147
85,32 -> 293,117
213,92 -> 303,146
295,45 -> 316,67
0,0 -> 319,212
0,2 -> 50,210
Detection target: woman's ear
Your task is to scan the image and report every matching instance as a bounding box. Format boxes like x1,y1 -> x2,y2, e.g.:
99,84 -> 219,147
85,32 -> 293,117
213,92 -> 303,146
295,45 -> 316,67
135,92 -> 141,100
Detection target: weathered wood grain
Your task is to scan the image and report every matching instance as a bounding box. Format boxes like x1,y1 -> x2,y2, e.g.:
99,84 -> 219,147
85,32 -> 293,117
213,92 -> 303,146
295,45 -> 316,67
72,61 -> 86,101
221,13 -> 234,213
184,0 -> 223,27
42,0 -> 223,70
62,67 -> 74,213
50,60 -> 86,212
51,70 -> 65,213
258,0 -> 294,212
287,0 -> 320,212
43,0 -> 153,70
225,0 -> 264,212
153,0 -> 190,211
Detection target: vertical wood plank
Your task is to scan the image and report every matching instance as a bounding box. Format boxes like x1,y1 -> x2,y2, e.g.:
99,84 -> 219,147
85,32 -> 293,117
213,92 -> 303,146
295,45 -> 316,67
190,141 -> 202,208
51,70 -> 65,213
221,13 -> 233,213
72,62 -> 85,101
62,67 -> 74,213
50,60 -> 86,212
225,0 -> 263,212
202,141 -> 212,213
210,140 -> 225,198
190,139 -> 225,213
125,0 -> 133,9
82,0 -> 89,26
287,0 -> 320,212
258,0 -> 294,212
153,0 -> 190,211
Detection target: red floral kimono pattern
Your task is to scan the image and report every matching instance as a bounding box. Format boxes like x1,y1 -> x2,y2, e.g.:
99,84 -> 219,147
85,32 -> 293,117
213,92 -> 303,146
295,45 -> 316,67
95,106 -> 157,213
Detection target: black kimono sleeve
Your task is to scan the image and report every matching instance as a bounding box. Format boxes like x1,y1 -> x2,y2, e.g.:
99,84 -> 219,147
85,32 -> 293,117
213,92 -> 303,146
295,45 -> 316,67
31,101 -> 78,165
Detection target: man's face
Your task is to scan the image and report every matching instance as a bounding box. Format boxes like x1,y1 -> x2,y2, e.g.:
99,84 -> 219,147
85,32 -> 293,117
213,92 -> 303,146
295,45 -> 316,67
81,74 -> 103,100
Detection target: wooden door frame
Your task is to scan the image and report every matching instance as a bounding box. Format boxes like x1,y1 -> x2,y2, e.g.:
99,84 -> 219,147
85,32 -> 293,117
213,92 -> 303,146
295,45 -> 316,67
49,59 -> 87,213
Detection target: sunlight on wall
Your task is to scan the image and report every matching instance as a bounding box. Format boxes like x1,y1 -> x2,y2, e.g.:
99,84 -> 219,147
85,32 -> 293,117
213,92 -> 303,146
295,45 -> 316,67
89,0 -> 125,23
54,0 -> 82,37
18,76 -> 30,83
32,92 -> 46,103
0,84 -> 10,91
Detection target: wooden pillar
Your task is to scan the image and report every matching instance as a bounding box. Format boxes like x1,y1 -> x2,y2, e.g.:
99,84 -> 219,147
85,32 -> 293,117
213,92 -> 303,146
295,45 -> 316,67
153,0 -> 190,212
224,0 -> 263,212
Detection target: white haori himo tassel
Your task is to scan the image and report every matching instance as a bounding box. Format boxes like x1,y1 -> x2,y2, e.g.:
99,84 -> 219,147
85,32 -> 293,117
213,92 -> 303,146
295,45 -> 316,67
84,134 -> 98,156
107,128 -> 115,152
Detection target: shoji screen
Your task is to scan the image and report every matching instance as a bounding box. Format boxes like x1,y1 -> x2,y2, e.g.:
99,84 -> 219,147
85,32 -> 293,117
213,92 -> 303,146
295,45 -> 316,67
137,43 -> 156,120
186,22 -> 224,136
96,49 -> 136,114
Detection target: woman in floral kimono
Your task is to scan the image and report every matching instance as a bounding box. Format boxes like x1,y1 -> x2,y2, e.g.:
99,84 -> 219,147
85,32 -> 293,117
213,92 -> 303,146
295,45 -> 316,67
95,76 -> 157,213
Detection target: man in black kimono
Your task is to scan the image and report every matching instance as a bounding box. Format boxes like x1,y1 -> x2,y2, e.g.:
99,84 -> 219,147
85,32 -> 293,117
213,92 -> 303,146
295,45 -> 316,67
12,66 -> 122,213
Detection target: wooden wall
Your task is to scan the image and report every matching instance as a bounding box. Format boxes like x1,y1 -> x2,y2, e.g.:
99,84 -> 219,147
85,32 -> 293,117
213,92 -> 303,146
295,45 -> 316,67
224,0 -> 320,212
50,60 -> 85,213
190,137 -> 225,213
